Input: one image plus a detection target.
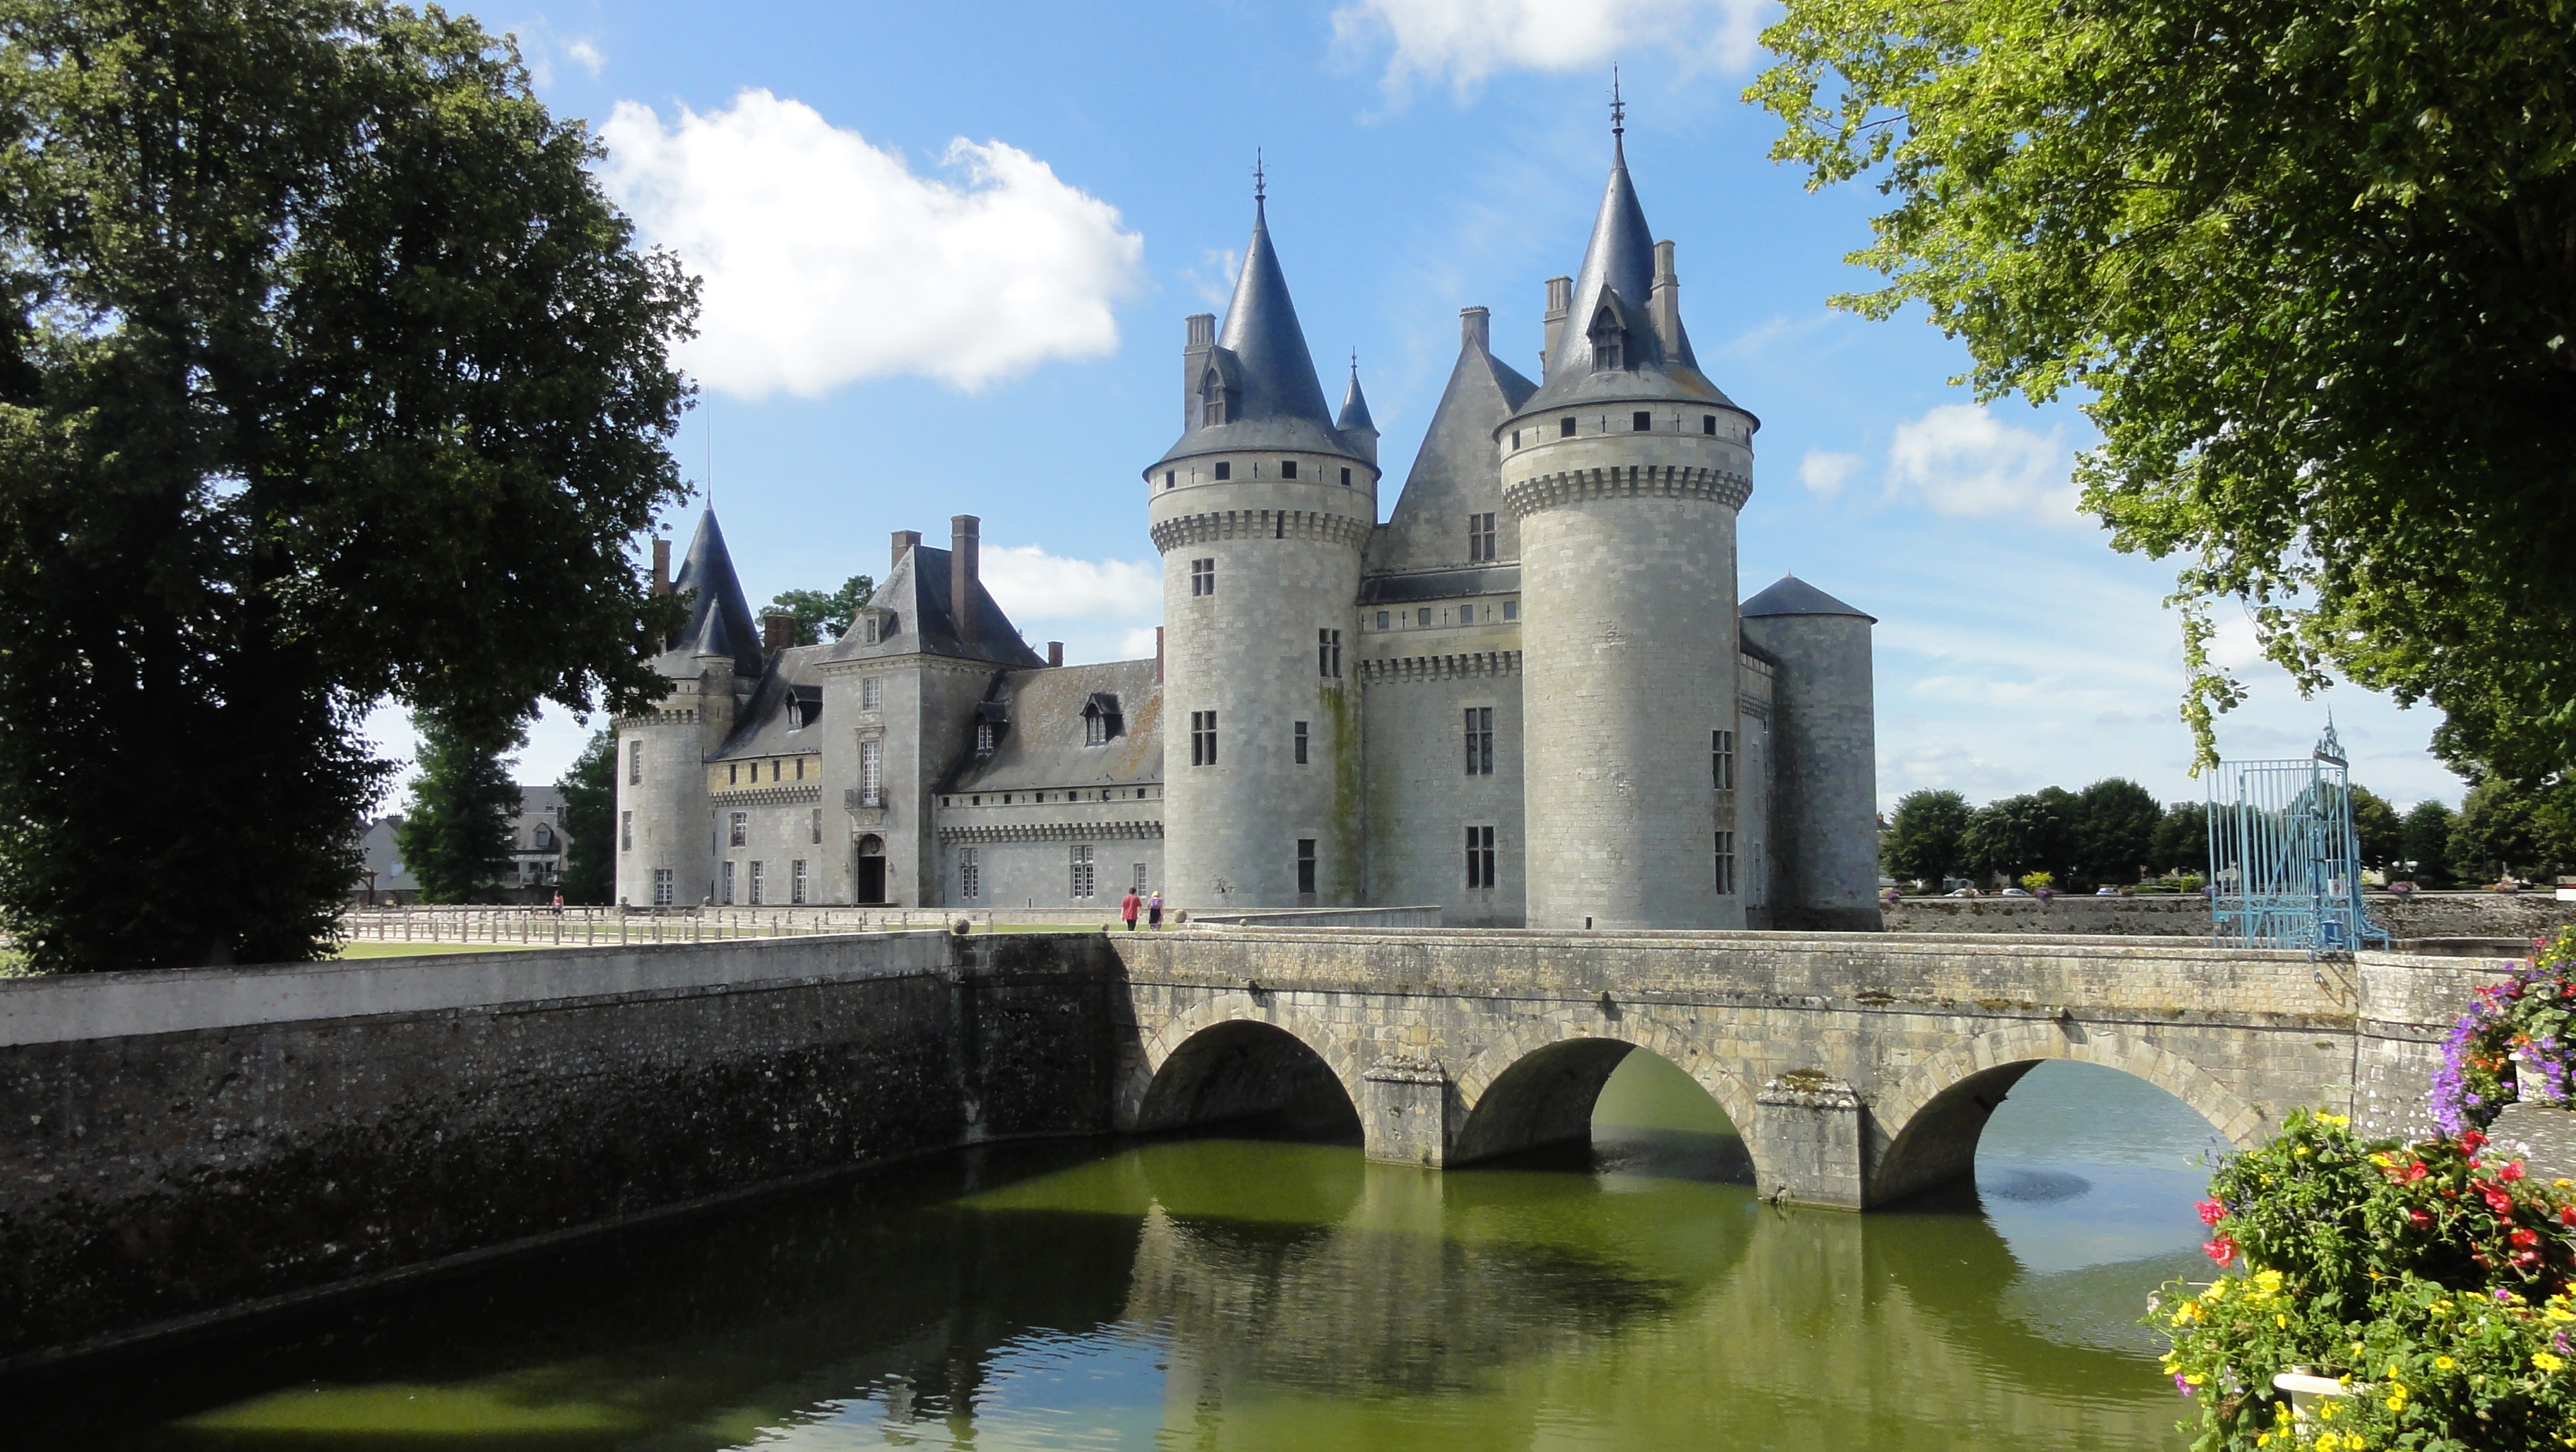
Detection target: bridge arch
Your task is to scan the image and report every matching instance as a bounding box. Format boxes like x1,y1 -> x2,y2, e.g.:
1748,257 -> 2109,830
1121,992 -> 1364,1139
1449,1015 -> 1763,1167
1870,1023 -> 2264,1206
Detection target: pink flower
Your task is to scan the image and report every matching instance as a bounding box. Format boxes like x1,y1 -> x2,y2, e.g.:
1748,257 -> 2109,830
2198,1199 -> 2227,1227
2204,1236 -> 2238,1268
2500,1160 -> 2526,1182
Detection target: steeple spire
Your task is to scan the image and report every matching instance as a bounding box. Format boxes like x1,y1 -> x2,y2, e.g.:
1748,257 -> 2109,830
1337,355 -> 1376,436
666,505 -> 759,667
1210,181 -> 1334,429
1540,115 -> 1668,382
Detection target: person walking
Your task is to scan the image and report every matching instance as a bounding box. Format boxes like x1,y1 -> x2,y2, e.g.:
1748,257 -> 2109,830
1120,886 -> 1142,932
1147,890 -> 1163,930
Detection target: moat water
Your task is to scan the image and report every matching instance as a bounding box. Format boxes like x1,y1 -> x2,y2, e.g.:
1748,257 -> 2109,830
20,1058 -> 2221,1449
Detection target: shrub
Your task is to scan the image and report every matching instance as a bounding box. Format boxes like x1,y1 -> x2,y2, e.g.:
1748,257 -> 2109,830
2156,1112 -> 2576,1449
2432,929 -> 2576,1137
2020,870 -> 2057,891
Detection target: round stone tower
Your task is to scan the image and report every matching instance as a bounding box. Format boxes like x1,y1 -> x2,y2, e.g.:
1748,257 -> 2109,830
1500,132 -> 1760,930
1740,576 -> 1881,930
1147,192 -> 1380,911
614,508 -> 758,909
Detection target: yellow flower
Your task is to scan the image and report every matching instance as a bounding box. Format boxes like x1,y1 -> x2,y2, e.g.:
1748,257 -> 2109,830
2387,1386 -> 2407,1411
2276,1313 -> 2288,1328
2255,1268 -> 2285,1295
2547,1305 -> 2575,1323
2431,1301 -> 2453,1316
2319,1398 -> 2339,1420
2435,1356 -> 2455,1370
2295,1145 -> 2312,1158
2537,1350 -> 2567,1374
2318,1112 -> 2349,1126
2556,1177 -> 2572,1189
2208,1278 -> 2231,1302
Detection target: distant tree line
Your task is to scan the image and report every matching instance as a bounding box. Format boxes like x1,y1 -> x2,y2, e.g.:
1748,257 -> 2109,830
1881,778 -> 2576,892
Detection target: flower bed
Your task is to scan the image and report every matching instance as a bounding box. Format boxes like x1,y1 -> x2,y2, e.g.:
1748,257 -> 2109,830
2156,930 -> 2576,1448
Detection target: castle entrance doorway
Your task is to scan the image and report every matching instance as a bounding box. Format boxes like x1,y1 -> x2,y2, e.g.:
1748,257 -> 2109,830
855,834 -> 887,905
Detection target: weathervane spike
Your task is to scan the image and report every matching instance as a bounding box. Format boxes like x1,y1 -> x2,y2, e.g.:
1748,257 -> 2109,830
1253,147 -> 1265,204
1610,64 -> 1625,138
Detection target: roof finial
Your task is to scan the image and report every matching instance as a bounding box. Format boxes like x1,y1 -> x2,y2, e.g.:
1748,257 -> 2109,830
1610,65 -> 1625,142
1253,147 -> 1265,206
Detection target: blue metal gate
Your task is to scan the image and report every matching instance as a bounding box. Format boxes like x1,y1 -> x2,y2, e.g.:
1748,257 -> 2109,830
2207,722 -> 2388,953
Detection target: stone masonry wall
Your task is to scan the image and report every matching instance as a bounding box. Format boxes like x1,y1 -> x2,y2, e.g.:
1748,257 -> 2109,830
1882,891 -> 2576,941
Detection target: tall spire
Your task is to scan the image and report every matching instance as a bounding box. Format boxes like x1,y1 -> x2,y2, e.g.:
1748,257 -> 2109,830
666,505 -> 758,667
1212,172 -> 1334,429
1337,355 -> 1376,436
1541,109 -> 1664,382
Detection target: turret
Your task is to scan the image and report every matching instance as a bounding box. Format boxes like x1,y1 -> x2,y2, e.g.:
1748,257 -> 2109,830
1147,184 -> 1379,910
1741,577 -> 1881,931
616,506 -> 758,908
1498,124 -> 1760,930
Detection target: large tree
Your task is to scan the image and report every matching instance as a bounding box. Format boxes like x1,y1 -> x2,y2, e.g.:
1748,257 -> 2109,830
1962,788 -> 2077,886
2399,800 -> 2457,888
0,0 -> 694,970
1754,0 -> 2576,780
555,727 -> 615,905
2148,801 -> 2209,879
1881,787 -> 1971,888
2072,778 -> 2161,887
767,574 -> 876,648
395,713 -> 521,903
2348,785 -> 2404,874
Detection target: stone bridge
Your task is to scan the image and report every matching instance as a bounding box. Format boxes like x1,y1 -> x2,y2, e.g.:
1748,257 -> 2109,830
1100,927 -> 2486,1208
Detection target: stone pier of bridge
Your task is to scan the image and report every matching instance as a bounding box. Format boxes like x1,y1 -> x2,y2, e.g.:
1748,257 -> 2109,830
1107,927 -> 2493,1209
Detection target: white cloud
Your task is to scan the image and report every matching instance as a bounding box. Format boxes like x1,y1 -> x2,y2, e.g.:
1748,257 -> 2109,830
1798,448 -> 1861,498
1333,0 -> 1770,93
1883,404 -> 2079,520
978,545 -> 1162,624
564,37 -> 604,76
597,90 -> 1145,398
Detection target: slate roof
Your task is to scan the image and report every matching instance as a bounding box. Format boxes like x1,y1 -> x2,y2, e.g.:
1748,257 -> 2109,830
1359,566 -> 1521,605
1366,324 -> 1537,576
1156,201 -> 1370,466
1337,366 -> 1376,436
710,645 -> 835,761
943,657 -> 1164,794
816,542 -> 1046,670
1741,574 -> 1876,623
660,507 -> 761,668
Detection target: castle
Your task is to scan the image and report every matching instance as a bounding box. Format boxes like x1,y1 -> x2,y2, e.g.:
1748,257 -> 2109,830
616,129 -> 1880,931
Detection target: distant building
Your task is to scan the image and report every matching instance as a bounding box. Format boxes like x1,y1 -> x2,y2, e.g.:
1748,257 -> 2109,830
616,121 -> 1880,929
348,787 -> 568,905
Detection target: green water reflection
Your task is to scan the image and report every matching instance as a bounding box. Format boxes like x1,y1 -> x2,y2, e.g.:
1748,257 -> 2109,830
18,1059 -> 2217,1449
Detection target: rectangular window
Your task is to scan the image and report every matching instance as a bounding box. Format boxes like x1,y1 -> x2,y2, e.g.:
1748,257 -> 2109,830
1191,558 -> 1215,597
1070,843 -> 1095,899
861,676 -> 881,709
1417,607 -> 1432,627
721,860 -> 737,905
1376,610 -> 1390,629
620,810 -> 633,851
1317,629 -> 1341,677
974,720 -> 995,756
729,811 -> 748,847
1280,460 -> 1297,480
1467,511 -> 1496,562
652,867 -> 674,906
627,740 -> 643,785
1294,720 -> 1308,764
1712,729 -> 1736,790
796,757 -> 806,780
1340,467 -> 1351,485
1191,710 -> 1217,766
1715,831 -> 1737,895
1213,461 -> 1232,481
749,861 -> 765,905
1460,604 -> 1474,624
1466,826 -> 1496,889
1511,429 -> 1522,448
959,847 -> 980,900
811,807 -> 823,845
1633,410 -> 1653,432
859,739 -> 883,805
1133,862 -> 1149,893
1503,600 -> 1518,621
728,763 -> 739,786
1703,415 -> 1717,435
1164,470 -> 1176,490
792,859 -> 808,904
1296,839 -> 1317,895
1464,707 -> 1494,775
1559,416 -> 1576,438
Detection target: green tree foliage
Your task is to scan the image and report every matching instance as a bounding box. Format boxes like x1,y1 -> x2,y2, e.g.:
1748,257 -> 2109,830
1962,789 -> 2077,886
0,0 -> 696,970
767,575 -> 876,647
2349,785 -> 2404,872
1880,788 -> 1971,888
2149,802 -> 2210,878
555,728 -> 616,905
2401,801 -> 2459,888
395,713 -> 522,903
1753,0 -> 2576,780
2447,779 -> 2576,887
2073,778 -> 2161,887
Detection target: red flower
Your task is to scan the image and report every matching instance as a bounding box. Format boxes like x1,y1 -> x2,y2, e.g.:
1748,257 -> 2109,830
2409,1208 -> 2434,1230
2463,1130 -> 2488,1151
2510,1227 -> 2539,1249
2198,1199 -> 2227,1227
2500,1161 -> 2526,1182
2204,1235 -> 2238,1268
2563,1206 -> 2576,1227
2483,1186 -> 2517,1216
2404,1161 -> 2430,1182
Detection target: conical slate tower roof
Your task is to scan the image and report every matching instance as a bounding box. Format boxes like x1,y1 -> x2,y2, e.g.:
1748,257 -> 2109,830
1741,574 -> 1875,622
1157,196 -> 1369,466
1337,364 -> 1376,435
666,506 -> 761,664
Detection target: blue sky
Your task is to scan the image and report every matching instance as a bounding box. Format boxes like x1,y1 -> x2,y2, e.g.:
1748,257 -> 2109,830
371,0 -> 2464,813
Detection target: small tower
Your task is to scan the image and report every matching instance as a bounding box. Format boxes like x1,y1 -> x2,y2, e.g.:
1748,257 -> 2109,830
616,507 -> 759,908
1498,119 -> 1760,929
1147,182 -> 1380,910
1741,576 -> 1880,930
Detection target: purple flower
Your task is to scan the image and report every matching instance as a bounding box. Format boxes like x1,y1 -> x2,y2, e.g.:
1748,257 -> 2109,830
2174,1372 -> 2194,1397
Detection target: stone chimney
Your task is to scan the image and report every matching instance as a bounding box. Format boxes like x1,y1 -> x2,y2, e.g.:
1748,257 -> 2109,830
1540,275 -> 1574,379
890,529 -> 921,576
762,613 -> 795,655
1183,313 -> 1216,430
950,515 -> 980,643
651,539 -> 671,595
1047,641 -> 1064,667
1460,306 -> 1490,354
1650,240 -> 1681,360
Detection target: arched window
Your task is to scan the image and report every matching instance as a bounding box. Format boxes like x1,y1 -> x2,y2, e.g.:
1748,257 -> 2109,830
1587,303 -> 1626,373
1199,367 -> 1236,427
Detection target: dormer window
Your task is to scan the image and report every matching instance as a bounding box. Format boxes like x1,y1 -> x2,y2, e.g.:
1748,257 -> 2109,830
859,608 -> 896,645
1199,367 -> 1237,426
1588,302 -> 1626,372
975,720 -> 996,756
1083,694 -> 1123,746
